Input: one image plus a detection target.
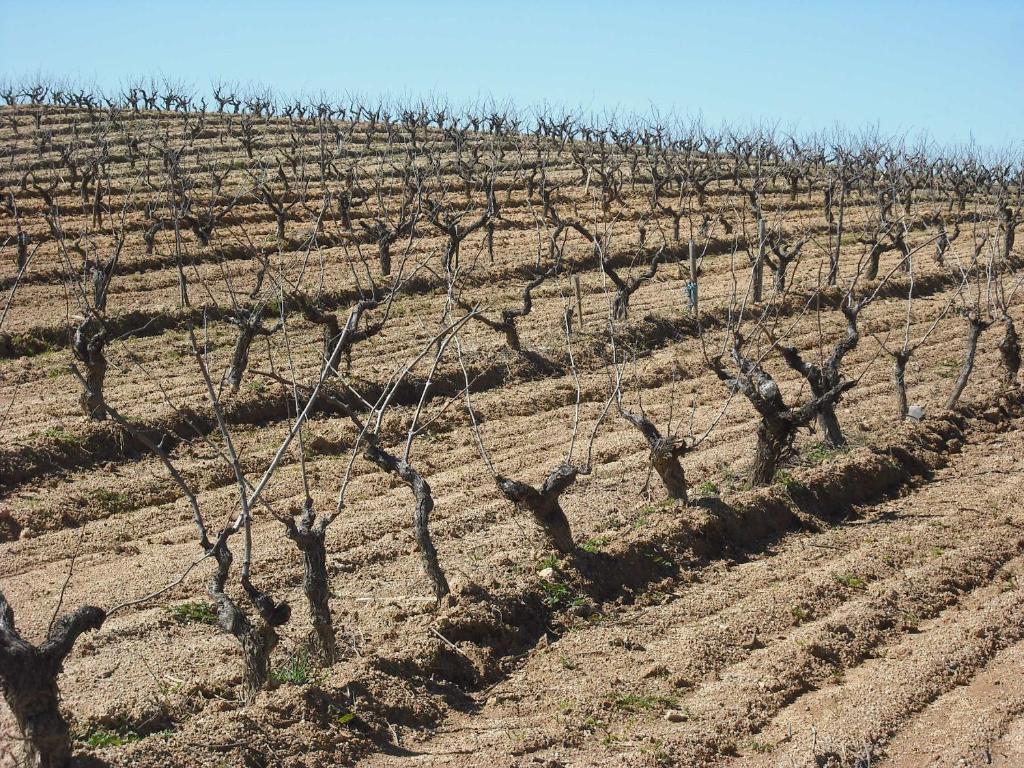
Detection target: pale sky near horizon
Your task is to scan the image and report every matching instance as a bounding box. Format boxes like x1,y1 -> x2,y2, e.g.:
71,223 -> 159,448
2,0 -> 1021,151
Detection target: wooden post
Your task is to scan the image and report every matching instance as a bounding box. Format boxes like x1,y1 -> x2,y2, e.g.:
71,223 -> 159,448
753,218 -> 765,303
574,275 -> 584,329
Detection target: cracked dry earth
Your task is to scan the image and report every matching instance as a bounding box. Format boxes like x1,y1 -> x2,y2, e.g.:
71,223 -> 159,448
363,413 -> 1024,768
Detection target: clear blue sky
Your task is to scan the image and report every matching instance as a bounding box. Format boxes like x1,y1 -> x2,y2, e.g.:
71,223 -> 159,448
3,0 -> 1021,150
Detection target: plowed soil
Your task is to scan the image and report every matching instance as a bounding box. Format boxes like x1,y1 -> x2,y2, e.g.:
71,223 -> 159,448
1,104 -> 1022,767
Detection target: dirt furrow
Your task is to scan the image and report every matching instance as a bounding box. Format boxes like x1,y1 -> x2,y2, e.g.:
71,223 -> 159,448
721,572 -> 1024,767
355,409 -> 1024,767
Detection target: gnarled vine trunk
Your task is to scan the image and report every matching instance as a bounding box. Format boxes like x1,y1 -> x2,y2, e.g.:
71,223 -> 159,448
496,464 -> 578,553
946,314 -> 990,410
224,310 -> 282,393
816,404 -> 845,448
283,506 -> 337,663
893,351 -> 911,418
0,592 -> 105,768
650,437 -> 688,501
620,409 -> 689,502
208,543 -> 290,702
225,324 -> 258,393
72,318 -> 107,420
751,417 -> 789,488
363,444 -> 450,603
999,316 -> 1021,387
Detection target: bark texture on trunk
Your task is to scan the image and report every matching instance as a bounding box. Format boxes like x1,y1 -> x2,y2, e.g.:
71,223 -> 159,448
776,301 -> 862,448
363,444 -> 450,603
999,316 -> 1021,386
496,464 -> 578,553
946,315 -> 990,410
893,352 -> 910,418
226,325 -> 258,393
283,502 -> 337,664
378,239 -> 391,276
72,318 -> 107,420
225,310 -> 282,393
208,542 -> 290,702
0,591 -> 105,768
712,337 -> 855,488
751,419 -> 788,488
620,409 -> 689,501
816,405 -> 845,448
651,437 -> 689,501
